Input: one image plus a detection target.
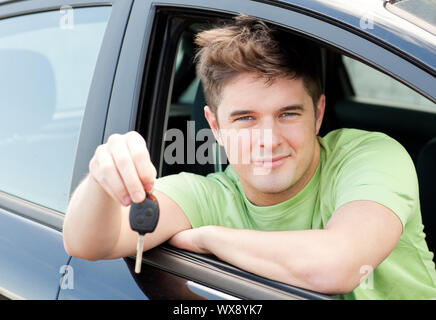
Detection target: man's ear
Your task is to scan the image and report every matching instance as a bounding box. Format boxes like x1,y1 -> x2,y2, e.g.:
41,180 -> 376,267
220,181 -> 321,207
204,106 -> 223,145
315,94 -> 326,135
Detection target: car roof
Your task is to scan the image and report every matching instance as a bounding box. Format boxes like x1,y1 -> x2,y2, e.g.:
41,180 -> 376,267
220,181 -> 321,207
1,0 -> 434,72
272,0 -> 436,73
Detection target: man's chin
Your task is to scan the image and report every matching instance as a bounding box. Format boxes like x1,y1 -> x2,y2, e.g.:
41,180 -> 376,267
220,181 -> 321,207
249,175 -> 295,195
251,166 -> 275,177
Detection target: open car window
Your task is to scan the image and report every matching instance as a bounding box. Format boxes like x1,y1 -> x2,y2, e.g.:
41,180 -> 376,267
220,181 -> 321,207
131,5 -> 435,300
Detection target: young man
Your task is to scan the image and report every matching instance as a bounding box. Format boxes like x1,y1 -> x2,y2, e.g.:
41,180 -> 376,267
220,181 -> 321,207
63,15 -> 436,299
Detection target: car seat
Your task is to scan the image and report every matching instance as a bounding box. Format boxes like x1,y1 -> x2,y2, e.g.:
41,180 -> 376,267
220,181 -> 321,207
190,81 -> 226,174
416,137 -> 436,261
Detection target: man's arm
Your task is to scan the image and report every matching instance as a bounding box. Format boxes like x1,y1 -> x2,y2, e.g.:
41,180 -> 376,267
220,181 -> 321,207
63,131 -> 191,261
169,200 -> 402,294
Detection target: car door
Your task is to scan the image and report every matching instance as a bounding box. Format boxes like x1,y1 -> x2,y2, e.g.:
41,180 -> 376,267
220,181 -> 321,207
0,0 -> 129,299
62,0 -> 434,300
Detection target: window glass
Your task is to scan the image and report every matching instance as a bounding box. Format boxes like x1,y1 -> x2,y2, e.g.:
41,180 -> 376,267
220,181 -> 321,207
342,56 -> 435,109
0,6 -> 111,212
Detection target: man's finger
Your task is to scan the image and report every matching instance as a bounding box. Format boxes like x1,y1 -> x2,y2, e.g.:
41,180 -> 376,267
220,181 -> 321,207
108,134 -> 145,203
125,132 -> 156,192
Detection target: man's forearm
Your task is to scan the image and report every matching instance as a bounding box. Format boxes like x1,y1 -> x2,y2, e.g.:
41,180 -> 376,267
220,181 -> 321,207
63,175 -> 123,260
197,226 -> 347,294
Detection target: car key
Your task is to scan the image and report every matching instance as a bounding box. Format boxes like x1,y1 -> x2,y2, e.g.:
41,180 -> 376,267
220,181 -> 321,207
129,192 -> 160,273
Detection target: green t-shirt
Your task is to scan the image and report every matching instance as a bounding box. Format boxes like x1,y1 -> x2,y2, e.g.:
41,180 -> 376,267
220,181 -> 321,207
155,128 -> 436,299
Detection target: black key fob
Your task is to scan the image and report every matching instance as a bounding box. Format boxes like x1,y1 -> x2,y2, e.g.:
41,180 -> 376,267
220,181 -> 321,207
129,193 -> 159,235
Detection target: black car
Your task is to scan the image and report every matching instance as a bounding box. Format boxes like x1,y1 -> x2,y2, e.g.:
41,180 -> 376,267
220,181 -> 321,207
0,0 -> 435,300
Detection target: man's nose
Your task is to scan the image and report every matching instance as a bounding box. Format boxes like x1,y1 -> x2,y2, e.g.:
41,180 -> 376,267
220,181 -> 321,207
257,122 -> 282,151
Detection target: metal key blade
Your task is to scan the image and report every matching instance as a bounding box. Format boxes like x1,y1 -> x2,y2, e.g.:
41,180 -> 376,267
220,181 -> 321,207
135,234 -> 145,274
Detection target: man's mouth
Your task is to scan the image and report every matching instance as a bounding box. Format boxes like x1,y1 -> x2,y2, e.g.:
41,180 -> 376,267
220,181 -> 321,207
252,155 -> 291,168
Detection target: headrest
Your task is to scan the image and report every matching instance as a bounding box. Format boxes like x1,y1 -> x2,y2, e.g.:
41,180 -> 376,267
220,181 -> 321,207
0,49 -> 56,136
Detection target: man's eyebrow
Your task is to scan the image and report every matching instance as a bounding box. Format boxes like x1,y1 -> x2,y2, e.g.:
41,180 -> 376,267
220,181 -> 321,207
277,105 -> 305,113
228,105 -> 305,119
228,110 -> 254,118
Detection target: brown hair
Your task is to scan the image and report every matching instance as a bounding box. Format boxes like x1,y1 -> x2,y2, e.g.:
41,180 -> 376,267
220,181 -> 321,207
194,15 -> 322,114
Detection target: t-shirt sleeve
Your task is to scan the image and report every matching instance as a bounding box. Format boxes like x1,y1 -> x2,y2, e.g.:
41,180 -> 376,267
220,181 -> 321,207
153,172 -> 218,228
333,133 -> 419,229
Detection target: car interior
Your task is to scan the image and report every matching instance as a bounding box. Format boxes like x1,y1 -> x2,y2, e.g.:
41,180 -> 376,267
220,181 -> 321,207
146,14 -> 436,265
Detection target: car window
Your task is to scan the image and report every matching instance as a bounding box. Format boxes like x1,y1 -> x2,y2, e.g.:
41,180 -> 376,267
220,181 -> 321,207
342,56 -> 435,110
0,6 -> 111,212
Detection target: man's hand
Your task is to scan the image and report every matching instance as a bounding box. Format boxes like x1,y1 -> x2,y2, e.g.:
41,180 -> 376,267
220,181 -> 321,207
88,131 -> 157,206
64,131 -> 192,261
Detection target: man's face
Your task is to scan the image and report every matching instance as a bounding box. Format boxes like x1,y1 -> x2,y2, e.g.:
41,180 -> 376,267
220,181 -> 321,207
205,72 -> 325,206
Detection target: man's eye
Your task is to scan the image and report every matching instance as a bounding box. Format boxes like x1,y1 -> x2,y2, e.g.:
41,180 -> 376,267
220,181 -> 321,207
280,112 -> 298,118
235,116 -> 254,121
